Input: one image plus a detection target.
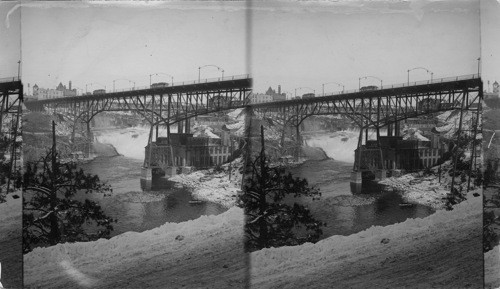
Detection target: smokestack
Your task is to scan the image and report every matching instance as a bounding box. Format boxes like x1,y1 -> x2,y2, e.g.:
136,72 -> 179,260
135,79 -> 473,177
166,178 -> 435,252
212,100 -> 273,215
278,85 -> 281,95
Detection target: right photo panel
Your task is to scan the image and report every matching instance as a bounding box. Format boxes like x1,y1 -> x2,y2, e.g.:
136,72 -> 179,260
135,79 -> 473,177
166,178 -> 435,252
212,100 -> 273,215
245,0 -> 485,288
482,0 -> 500,288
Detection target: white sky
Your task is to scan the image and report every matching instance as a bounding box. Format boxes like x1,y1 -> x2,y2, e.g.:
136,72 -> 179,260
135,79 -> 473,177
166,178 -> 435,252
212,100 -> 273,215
21,1 -> 248,91
2,0 -> 498,94
481,0 -> 500,92
251,0 -> 482,95
0,2 -> 21,78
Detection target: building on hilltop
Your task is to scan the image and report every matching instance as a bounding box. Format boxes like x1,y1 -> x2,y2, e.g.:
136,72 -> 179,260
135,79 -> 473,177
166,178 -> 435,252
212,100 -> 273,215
485,80 -> 499,98
33,84 -> 63,100
144,133 -> 233,174
56,81 -> 77,97
250,85 -> 287,103
249,93 -> 273,104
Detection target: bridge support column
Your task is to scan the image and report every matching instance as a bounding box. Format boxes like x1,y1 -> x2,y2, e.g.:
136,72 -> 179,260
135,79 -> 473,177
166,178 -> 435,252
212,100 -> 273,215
164,166 -> 177,177
295,124 -> 301,161
185,119 -> 190,134
375,169 -> 386,181
350,171 -> 362,194
394,121 -> 400,136
85,120 -> 93,158
141,167 -> 153,181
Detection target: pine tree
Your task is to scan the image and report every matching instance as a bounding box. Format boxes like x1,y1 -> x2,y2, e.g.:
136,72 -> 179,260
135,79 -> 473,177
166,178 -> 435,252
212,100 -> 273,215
22,121 -> 115,253
240,125 -> 325,252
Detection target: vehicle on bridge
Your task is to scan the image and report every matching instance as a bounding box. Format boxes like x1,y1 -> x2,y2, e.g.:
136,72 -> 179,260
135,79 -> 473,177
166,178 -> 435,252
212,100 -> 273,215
151,82 -> 169,88
302,93 -> 315,99
360,85 -> 378,91
93,89 -> 106,95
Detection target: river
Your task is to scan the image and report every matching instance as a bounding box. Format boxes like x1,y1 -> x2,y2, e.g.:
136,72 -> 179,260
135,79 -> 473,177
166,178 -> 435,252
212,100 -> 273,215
78,127 -> 227,237
84,127 -> 434,240
292,130 -> 435,239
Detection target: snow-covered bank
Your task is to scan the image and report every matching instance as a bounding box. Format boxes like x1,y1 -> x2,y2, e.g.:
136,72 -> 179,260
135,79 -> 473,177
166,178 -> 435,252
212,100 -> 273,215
378,160 -> 477,210
485,245 -> 500,289
0,193 -> 22,289
0,193 -> 21,229
379,174 -> 450,210
251,190 -> 483,288
169,158 -> 243,208
24,207 -> 246,289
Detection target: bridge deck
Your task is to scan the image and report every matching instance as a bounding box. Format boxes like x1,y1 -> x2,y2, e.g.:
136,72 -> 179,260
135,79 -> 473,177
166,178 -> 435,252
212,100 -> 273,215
27,76 -> 252,105
251,74 -> 481,109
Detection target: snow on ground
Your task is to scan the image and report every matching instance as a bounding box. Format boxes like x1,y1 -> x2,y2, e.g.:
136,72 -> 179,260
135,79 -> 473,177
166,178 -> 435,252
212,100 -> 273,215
0,193 -> 22,289
378,161 -> 476,210
192,124 -> 220,139
251,190 -> 483,288
24,207 -> 246,289
0,193 -> 21,229
169,158 -> 243,208
379,173 -> 450,209
226,108 -> 244,120
485,245 -> 500,289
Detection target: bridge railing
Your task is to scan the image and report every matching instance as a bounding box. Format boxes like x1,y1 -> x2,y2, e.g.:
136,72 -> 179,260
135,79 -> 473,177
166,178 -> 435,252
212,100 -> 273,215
0,76 -> 20,83
316,73 -> 481,97
77,74 -> 251,96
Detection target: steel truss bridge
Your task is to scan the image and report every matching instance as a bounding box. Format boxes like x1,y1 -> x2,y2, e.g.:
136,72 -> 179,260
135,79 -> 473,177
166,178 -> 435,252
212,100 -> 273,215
253,74 -> 482,190
251,74 -> 482,134
25,74 -> 482,132
26,75 -> 252,129
24,74 -> 482,184
0,77 -> 23,192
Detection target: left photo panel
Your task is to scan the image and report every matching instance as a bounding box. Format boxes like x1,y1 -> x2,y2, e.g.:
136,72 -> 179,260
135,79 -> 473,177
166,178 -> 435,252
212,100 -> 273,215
21,2 -> 250,288
0,1 -> 23,289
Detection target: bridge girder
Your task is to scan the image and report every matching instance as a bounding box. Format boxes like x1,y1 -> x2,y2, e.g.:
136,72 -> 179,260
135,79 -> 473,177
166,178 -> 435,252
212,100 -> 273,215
252,77 -> 482,130
26,77 -> 253,128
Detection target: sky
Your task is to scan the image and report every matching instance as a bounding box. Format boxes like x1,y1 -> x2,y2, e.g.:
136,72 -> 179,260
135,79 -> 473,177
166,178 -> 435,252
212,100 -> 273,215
20,1 -> 248,92
2,0 -> 498,94
0,2 -> 21,78
251,0 -> 482,95
481,0 -> 500,92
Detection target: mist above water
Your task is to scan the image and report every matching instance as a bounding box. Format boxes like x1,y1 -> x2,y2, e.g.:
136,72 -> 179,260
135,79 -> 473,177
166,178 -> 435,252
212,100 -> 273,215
305,130 -> 359,163
95,126 -> 177,160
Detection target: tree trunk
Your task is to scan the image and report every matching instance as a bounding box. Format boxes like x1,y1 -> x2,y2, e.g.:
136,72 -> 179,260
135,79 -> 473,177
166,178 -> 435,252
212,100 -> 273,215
258,125 -> 268,248
50,121 -> 60,244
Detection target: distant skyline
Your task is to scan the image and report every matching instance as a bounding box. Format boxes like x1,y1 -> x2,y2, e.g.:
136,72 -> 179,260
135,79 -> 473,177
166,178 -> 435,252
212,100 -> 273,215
251,0 -> 481,95
21,1 -> 248,91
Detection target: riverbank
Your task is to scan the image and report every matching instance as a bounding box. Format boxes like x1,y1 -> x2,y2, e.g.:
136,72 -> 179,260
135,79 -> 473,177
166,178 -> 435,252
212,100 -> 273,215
379,173 -> 450,210
24,207 -> 246,288
169,157 -> 244,208
251,189 -> 482,288
378,160 -> 477,210
0,192 -> 22,289
485,245 -> 500,288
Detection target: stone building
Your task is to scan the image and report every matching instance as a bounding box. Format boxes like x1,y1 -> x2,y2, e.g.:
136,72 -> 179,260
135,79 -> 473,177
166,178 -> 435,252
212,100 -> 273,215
144,133 -> 233,174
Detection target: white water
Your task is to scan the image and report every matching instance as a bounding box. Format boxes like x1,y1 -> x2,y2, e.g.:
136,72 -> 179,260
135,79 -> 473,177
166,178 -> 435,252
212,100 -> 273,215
95,126 -> 176,160
305,128 -> 390,163
305,130 -> 359,163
